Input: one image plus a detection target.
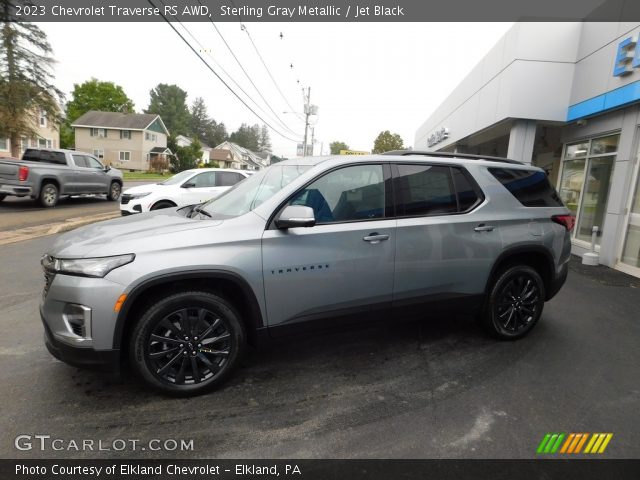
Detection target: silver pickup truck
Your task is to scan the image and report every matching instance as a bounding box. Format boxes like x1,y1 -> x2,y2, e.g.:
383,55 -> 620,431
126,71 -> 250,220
0,148 -> 123,207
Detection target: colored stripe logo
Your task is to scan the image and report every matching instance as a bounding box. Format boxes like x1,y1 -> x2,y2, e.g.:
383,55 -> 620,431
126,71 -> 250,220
537,433 -> 613,454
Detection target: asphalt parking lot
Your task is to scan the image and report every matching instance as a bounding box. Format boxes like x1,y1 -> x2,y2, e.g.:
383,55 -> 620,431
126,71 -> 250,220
0,234 -> 639,459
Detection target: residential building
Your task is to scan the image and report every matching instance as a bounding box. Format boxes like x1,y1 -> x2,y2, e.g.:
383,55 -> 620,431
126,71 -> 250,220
0,108 -> 60,158
72,111 -> 171,171
214,141 -> 265,170
415,22 -> 640,278
175,134 -> 211,164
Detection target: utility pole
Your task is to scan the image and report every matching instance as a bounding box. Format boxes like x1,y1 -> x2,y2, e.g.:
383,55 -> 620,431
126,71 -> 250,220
302,87 -> 311,157
310,127 -> 315,156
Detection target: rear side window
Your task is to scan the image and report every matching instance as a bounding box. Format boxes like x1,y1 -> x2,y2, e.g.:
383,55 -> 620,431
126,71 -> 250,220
216,172 -> 244,187
489,168 -> 563,207
395,165 -> 484,216
72,155 -> 88,168
22,149 -> 66,165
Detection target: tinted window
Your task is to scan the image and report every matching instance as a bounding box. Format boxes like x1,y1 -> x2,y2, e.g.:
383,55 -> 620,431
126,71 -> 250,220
189,172 -> 216,188
489,168 -> 564,207
22,149 -> 66,165
72,155 -> 88,168
452,167 -> 481,211
395,165 -> 457,216
217,171 -> 244,187
289,164 -> 385,223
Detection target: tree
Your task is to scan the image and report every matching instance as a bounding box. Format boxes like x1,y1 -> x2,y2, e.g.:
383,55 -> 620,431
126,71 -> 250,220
61,78 -> 135,148
167,135 -> 202,173
189,97 -> 209,141
372,130 -> 404,154
0,2 -> 63,157
146,84 -> 190,136
258,125 -> 272,153
330,141 -> 349,154
229,123 -> 260,151
65,78 -> 135,123
189,97 -> 228,147
203,120 -> 227,148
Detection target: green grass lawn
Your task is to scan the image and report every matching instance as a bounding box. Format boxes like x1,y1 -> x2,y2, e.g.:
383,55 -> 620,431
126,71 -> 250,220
122,171 -> 169,181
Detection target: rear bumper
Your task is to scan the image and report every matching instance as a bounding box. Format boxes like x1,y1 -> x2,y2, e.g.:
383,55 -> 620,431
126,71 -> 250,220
0,183 -> 33,196
547,260 -> 569,301
42,311 -> 120,373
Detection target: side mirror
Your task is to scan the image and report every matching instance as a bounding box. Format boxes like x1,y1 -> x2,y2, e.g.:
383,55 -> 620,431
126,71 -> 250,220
103,165 -> 111,172
275,205 -> 316,229
182,182 -> 196,189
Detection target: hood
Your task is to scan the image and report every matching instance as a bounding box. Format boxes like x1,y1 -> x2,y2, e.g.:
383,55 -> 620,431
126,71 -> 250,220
50,208 -> 223,258
123,183 -> 167,195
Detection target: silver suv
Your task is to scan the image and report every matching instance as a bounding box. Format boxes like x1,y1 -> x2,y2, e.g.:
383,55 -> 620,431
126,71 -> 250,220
40,152 -> 572,395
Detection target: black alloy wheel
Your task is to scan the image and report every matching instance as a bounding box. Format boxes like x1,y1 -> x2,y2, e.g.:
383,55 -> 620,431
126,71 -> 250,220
483,265 -> 545,339
130,291 -> 245,395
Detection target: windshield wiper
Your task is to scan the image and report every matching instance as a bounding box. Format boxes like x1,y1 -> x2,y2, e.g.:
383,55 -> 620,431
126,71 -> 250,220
191,205 -> 211,218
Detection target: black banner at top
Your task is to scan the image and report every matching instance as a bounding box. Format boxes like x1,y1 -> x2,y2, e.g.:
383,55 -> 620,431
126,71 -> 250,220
3,0 -> 640,22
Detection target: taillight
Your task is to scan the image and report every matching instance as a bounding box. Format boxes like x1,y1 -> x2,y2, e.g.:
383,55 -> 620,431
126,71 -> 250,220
552,214 -> 575,232
18,166 -> 29,182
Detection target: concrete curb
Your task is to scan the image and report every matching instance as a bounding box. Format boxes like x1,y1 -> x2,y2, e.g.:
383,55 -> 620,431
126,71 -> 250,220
0,211 -> 120,246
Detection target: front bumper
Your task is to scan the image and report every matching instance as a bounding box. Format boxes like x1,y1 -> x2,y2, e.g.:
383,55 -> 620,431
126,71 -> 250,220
42,314 -> 120,372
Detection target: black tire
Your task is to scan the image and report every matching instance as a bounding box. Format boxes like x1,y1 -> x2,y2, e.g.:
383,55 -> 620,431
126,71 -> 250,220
39,182 -> 59,208
0,193 -> 6,202
481,265 -> 545,340
129,291 -> 245,396
150,200 -> 176,210
107,181 -> 122,201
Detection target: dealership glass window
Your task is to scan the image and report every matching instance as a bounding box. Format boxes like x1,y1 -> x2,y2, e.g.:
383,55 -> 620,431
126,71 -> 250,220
559,134 -> 618,246
620,138 -> 640,269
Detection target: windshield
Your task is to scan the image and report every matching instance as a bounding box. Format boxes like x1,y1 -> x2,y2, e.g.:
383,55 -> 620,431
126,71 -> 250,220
201,164 -> 312,217
160,170 -> 195,185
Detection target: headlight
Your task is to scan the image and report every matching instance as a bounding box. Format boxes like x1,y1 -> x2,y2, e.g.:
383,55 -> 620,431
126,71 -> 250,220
41,254 -> 135,278
127,192 -> 151,199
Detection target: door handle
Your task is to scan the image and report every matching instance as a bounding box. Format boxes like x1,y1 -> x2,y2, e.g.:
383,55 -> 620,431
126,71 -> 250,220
474,224 -> 495,232
363,233 -> 389,244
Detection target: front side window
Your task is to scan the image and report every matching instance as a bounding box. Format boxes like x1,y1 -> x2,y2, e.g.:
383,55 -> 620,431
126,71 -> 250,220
189,171 -> 216,188
72,154 -> 88,168
86,156 -> 103,169
288,164 -> 385,224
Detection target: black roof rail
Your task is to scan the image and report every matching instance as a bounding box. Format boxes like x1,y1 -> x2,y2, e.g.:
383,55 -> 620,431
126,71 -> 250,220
381,150 -> 524,165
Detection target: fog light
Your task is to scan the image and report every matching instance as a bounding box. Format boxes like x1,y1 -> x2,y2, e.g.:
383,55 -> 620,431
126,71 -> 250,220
62,304 -> 92,339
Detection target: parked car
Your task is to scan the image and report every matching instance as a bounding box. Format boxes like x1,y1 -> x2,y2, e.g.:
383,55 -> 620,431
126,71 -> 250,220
0,148 -> 123,207
40,151 -> 572,395
120,168 -> 251,215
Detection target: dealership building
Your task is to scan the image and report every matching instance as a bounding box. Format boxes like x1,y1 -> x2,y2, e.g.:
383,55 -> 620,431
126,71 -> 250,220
416,22 -> 640,278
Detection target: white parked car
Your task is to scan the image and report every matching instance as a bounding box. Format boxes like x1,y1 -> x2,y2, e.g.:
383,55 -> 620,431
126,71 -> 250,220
120,168 -> 251,215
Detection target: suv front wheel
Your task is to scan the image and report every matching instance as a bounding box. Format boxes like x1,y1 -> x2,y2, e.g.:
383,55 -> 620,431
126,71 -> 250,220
482,265 -> 545,340
130,291 -> 245,395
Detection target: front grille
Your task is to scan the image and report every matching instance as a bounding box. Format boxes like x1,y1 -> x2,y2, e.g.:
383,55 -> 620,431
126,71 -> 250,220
121,194 -> 132,205
43,271 -> 55,299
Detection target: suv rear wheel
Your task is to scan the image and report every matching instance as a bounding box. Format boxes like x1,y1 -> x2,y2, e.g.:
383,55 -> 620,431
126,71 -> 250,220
130,291 -> 245,396
482,265 -> 545,339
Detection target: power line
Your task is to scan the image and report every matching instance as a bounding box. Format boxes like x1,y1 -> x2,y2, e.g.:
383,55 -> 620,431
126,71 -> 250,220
242,25 -> 305,122
197,0 -> 303,136
158,0 -> 300,138
146,0 -> 302,144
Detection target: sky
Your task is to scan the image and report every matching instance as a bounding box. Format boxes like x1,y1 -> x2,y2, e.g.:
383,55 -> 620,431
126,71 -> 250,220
39,21 -> 514,158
